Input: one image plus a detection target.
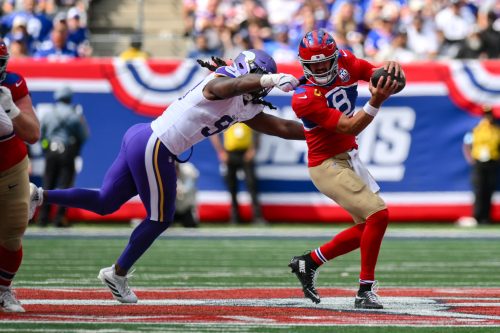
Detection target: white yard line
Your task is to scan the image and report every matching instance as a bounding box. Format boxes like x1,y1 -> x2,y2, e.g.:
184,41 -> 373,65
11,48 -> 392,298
24,227 -> 500,239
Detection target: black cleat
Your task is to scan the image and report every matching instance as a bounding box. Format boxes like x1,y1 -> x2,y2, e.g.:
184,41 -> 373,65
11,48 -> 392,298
354,282 -> 383,309
288,252 -> 321,304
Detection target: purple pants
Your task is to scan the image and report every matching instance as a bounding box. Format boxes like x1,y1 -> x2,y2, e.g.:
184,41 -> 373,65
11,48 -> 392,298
46,123 -> 177,222
45,123 -> 177,270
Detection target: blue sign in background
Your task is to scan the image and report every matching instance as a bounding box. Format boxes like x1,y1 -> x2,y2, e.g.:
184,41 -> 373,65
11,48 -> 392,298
19,58 -> 499,221
29,90 -> 480,194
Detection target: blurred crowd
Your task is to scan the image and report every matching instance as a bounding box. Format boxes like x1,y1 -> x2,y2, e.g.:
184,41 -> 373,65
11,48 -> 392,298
2,0 -> 499,61
0,0 -> 91,59
182,0 -> 500,62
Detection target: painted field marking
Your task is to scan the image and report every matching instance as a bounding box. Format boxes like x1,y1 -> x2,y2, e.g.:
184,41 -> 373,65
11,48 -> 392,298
1,287 -> 500,327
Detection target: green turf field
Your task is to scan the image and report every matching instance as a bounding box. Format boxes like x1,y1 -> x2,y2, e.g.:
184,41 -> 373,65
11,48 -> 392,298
15,231 -> 500,288
1,224 -> 500,332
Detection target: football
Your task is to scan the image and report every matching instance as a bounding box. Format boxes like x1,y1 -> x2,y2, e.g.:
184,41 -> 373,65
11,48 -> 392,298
370,67 -> 406,94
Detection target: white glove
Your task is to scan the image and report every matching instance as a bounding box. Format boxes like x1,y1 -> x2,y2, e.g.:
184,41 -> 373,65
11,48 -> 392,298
260,73 -> 299,93
0,107 -> 13,136
0,86 -> 20,119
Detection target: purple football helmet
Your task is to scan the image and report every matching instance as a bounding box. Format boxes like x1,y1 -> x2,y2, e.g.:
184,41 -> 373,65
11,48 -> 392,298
233,49 -> 277,100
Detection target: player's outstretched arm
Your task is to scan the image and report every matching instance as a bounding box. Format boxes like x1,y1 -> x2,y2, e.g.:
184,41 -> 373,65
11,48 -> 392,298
203,73 -> 299,100
243,112 -> 305,140
336,76 -> 398,136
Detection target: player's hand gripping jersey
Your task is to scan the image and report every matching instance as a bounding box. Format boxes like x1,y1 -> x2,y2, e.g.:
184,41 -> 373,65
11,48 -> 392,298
292,50 -> 375,167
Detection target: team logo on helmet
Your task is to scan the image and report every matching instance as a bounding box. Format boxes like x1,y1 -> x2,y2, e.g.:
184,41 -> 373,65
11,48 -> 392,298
233,49 -> 277,101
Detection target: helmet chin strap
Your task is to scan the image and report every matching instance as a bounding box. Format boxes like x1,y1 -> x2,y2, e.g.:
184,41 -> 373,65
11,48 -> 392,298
306,71 -> 336,86
314,75 -> 331,85
302,63 -> 337,86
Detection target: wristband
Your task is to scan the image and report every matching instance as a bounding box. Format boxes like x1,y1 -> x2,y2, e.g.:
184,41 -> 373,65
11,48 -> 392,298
363,102 -> 379,117
259,74 -> 274,88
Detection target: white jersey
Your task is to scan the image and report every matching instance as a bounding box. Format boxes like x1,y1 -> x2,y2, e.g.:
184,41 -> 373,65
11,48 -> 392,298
151,71 -> 263,155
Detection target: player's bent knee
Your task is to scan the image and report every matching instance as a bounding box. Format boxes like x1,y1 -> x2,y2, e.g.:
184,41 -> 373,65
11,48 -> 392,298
95,202 -> 122,216
96,208 -> 116,216
368,208 -> 389,225
377,208 -> 389,219
152,220 -> 171,231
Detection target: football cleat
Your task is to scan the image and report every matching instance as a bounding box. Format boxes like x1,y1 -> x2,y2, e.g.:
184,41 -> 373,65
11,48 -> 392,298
288,252 -> 321,304
355,281 -> 383,309
0,287 -> 25,313
28,183 -> 43,220
98,265 -> 138,303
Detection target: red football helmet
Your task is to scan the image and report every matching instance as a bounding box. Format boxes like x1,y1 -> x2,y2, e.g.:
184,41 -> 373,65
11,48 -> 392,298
0,42 -> 9,82
298,30 -> 339,86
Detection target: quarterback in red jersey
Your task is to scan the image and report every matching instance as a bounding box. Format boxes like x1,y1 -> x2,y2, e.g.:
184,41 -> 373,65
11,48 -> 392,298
288,29 -> 403,309
0,41 -> 40,312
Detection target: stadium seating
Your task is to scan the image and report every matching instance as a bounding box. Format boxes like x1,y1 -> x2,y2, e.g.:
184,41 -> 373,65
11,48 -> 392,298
88,0 -> 186,57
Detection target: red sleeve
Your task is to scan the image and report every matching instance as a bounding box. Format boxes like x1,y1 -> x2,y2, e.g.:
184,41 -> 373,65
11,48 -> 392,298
11,74 -> 29,101
356,56 -> 376,82
2,73 -> 29,101
340,50 -> 376,82
292,87 -> 342,131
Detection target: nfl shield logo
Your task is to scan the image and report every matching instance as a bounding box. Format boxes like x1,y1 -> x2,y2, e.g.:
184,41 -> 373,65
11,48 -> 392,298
339,68 -> 350,82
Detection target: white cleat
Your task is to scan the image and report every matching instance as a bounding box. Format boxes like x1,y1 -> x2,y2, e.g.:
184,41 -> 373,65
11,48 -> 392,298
98,265 -> 138,303
0,287 -> 25,313
28,183 -> 43,220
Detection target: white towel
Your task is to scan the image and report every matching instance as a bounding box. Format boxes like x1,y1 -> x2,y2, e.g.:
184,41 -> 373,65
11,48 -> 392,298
347,149 -> 380,193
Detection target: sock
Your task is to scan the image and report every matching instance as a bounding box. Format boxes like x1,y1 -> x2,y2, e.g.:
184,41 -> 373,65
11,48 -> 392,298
358,280 -> 374,293
359,209 -> 389,282
0,246 -> 23,287
310,223 -> 366,266
116,219 -> 170,271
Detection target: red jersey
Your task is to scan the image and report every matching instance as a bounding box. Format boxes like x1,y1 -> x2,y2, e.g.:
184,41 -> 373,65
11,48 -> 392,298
0,72 -> 30,172
292,50 -> 375,167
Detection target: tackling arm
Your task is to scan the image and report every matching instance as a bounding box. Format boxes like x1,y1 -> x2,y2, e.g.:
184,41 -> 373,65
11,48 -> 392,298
203,73 -> 299,100
243,112 -> 305,140
204,74 -> 264,100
